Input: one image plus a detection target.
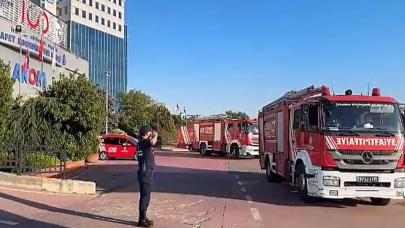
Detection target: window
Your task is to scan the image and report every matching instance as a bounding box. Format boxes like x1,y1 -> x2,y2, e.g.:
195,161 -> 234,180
75,7 -> 79,15
119,0 -> 122,6
82,10 -> 86,18
108,7 -> 111,14
307,105 -> 319,131
89,0 -> 93,6
102,4 -> 105,11
104,137 -> 120,145
82,0 -> 86,4
293,109 -> 301,129
95,15 -> 99,23
64,6 -> 68,14
228,123 -> 234,131
118,24 -> 122,31
58,8 -> 62,16
107,20 -> 110,27
119,12 -> 122,19
113,22 -> 116,29
113,9 -> 116,16
113,0 -> 116,3
101,18 -> 105,25
89,13 -> 93,21
96,2 -> 99,9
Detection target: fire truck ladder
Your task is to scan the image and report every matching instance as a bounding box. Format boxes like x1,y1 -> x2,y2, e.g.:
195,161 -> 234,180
261,86 -> 323,112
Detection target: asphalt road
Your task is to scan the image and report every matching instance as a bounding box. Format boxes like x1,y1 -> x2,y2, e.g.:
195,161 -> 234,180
1,150 -> 405,228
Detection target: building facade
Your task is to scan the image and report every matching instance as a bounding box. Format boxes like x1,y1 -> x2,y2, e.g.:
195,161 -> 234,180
57,0 -> 127,107
0,0 -> 88,98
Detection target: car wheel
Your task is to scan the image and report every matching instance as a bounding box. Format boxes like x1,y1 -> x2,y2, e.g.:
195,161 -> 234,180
99,151 -> 108,161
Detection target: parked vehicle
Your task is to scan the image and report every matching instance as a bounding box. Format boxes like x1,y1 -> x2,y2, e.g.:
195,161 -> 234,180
177,115 -> 259,158
98,134 -> 139,160
258,85 -> 405,205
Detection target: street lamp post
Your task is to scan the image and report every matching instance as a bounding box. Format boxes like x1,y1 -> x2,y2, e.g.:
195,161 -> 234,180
105,71 -> 111,134
15,24 -> 23,97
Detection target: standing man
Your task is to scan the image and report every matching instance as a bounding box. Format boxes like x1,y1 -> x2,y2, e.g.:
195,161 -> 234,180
137,125 -> 158,227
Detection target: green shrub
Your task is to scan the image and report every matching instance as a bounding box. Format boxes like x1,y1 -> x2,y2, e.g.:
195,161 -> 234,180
0,151 -> 12,162
24,152 -> 60,170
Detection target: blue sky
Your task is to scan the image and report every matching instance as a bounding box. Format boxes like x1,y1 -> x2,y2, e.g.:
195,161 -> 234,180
126,0 -> 405,117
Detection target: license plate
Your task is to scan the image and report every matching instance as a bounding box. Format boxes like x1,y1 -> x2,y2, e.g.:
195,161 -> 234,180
356,176 -> 379,183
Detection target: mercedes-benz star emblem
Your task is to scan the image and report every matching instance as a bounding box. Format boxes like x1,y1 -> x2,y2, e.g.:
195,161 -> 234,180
361,151 -> 373,164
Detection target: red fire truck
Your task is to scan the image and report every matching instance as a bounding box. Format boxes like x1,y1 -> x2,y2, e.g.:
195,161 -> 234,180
258,86 -> 405,205
177,115 -> 259,158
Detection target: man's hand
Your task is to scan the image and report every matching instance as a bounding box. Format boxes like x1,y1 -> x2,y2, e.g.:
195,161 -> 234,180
150,131 -> 158,146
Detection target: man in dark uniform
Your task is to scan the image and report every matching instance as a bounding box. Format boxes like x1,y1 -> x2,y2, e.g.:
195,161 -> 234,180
137,125 -> 158,227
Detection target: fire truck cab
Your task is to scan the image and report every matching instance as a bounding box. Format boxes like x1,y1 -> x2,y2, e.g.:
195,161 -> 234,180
259,86 -> 405,205
177,115 -> 259,158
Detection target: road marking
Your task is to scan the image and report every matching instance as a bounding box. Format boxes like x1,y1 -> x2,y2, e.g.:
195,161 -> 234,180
245,195 -> 253,204
0,220 -> 19,226
241,187 -> 247,193
237,181 -> 243,186
234,174 -> 240,180
250,208 -> 262,221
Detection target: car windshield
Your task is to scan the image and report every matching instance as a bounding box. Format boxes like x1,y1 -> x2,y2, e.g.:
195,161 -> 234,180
323,102 -> 403,132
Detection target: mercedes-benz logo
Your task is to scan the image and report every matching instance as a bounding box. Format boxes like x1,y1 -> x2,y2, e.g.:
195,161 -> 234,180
361,151 -> 373,164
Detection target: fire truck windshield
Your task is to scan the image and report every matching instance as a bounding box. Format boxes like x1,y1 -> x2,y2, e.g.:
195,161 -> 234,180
246,123 -> 259,134
323,102 -> 403,133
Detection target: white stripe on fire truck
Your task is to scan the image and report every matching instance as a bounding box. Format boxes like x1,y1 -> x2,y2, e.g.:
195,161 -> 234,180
395,136 -> 404,151
325,136 -> 336,150
394,136 -> 400,151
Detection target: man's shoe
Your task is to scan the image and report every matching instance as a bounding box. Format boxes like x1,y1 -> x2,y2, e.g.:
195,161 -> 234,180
145,218 -> 154,225
137,219 -> 153,227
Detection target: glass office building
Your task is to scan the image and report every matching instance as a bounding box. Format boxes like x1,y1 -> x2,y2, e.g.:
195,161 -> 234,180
70,22 -> 127,107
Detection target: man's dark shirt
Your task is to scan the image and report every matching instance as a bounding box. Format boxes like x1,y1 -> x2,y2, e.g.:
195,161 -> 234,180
137,139 -> 155,175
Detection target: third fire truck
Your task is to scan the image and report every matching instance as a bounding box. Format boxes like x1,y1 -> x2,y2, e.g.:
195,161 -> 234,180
258,86 -> 405,205
177,115 -> 259,158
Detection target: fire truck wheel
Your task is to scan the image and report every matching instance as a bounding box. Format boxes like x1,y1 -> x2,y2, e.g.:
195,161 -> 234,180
370,198 -> 391,206
295,163 -> 316,202
265,159 -> 279,182
99,152 -> 108,161
231,144 -> 240,159
199,143 -> 210,156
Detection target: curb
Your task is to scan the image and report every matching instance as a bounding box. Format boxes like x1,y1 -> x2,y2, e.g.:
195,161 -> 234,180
0,172 -> 96,195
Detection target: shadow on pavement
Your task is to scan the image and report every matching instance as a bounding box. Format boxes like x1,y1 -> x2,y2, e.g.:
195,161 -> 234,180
0,193 -> 137,227
0,209 -> 67,228
72,161 -> 378,209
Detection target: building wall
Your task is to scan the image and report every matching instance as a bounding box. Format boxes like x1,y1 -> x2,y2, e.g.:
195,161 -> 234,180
70,21 -> 127,105
0,17 -> 89,98
60,0 -> 125,39
60,0 -> 127,106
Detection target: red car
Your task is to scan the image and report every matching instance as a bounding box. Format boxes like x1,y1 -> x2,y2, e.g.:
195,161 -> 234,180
98,134 -> 139,160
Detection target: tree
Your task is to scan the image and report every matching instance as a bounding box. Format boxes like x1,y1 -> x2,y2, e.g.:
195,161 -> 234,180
39,74 -> 106,160
225,110 -> 250,120
119,90 -> 176,144
0,60 -> 14,141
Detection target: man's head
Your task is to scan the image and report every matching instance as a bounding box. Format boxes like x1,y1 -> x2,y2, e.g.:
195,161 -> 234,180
139,125 -> 152,140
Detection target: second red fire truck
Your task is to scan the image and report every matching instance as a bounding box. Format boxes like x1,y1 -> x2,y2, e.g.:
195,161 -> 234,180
177,115 -> 259,158
259,86 -> 405,205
